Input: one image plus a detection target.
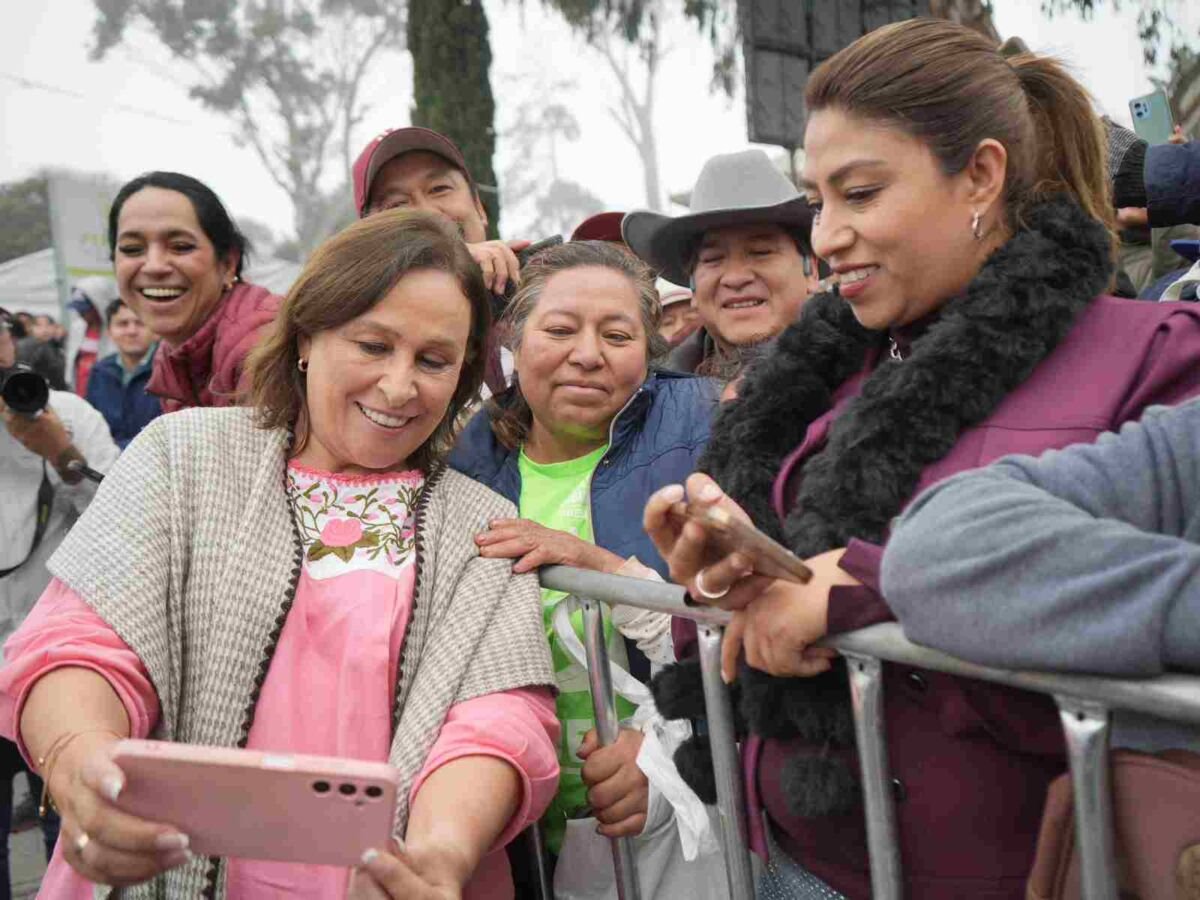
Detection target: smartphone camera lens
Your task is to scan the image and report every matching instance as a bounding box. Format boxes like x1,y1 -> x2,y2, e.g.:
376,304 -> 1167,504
339,783 -> 357,796
365,785 -> 383,799
313,780 -> 331,794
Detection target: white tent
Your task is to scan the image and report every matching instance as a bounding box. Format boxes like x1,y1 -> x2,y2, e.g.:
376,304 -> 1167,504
0,249 -> 64,320
0,248 -> 301,320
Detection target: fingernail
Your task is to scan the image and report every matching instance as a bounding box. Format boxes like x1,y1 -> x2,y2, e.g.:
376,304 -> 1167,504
659,484 -> 684,502
155,832 -> 189,851
721,667 -> 732,685
103,775 -> 123,802
361,848 -> 379,865
699,483 -> 722,502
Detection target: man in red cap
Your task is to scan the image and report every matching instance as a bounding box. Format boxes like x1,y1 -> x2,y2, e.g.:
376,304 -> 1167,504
353,126 -> 530,298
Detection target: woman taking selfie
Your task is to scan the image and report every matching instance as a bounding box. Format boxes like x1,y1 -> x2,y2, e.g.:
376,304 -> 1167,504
109,171 -> 281,411
449,241 -> 719,870
0,211 -> 558,899
645,18 -> 1200,899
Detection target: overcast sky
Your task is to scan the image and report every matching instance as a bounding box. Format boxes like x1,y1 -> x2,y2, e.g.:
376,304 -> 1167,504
0,0 -> 1191,244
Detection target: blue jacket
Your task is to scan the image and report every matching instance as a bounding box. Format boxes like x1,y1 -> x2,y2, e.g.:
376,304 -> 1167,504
448,371 -> 721,579
85,352 -> 162,450
1147,140 -> 1200,227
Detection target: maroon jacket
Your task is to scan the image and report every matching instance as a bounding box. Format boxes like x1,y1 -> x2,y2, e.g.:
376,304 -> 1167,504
774,296 -> 1200,897
147,282 -> 281,411
680,296 -> 1200,898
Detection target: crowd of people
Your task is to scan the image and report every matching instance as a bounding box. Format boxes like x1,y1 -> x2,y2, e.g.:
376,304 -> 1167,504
2,15 -> 1200,900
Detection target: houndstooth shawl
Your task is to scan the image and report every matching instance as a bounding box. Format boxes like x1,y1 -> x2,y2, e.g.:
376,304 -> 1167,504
47,406 -> 554,899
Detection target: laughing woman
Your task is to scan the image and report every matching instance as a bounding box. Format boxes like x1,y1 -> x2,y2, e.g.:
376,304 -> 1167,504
644,19 -> 1200,900
0,211 -> 558,900
108,172 -> 282,410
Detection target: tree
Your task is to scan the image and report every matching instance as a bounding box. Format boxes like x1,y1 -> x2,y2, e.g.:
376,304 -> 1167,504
408,0 -> 502,236
1040,0 -> 1196,66
537,0 -> 703,212
592,2 -> 667,210
0,177 -> 52,265
89,0 -> 406,254
500,75 -> 604,235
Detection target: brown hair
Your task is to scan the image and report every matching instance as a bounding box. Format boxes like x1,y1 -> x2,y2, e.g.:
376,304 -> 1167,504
246,209 -> 491,472
805,18 -> 1115,247
487,240 -> 668,450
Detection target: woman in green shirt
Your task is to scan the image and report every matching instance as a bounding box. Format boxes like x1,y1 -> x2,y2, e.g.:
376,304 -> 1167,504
449,241 -> 720,861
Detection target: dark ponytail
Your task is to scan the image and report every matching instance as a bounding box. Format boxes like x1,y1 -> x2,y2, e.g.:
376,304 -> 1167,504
1008,54 -> 1115,241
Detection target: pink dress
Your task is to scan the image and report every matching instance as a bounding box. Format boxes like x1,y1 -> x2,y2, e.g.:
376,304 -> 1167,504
0,462 -> 559,899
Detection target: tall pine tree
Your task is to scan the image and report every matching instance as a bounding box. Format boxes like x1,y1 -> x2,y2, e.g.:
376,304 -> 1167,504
408,0 -> 501,238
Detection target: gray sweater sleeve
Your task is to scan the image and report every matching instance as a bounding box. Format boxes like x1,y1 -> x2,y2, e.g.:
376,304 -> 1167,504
881,400 -> 1200,676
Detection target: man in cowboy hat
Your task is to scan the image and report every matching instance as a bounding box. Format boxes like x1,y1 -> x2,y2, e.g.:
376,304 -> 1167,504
623,149 -> 821,375
353,126 -> 531,300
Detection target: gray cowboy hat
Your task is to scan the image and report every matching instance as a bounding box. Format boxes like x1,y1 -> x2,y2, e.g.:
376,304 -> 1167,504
622,149 -> 813,287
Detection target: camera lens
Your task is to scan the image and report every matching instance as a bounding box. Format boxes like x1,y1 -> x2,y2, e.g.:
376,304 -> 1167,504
312,780 -> 331,794
1,367 -> 49,416
364,786 -> 383,799
339,783 -> 357,796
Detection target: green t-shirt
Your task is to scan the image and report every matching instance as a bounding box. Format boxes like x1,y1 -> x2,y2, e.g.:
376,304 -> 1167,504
517,444 -> 637,854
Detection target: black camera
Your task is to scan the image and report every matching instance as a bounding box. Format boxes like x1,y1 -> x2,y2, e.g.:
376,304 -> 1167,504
0,364 -> 50,416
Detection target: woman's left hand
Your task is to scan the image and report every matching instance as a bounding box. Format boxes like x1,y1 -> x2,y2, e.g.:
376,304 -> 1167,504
348,841 -> 464,900
721,548 -> 859,682
475,519 -> 624,574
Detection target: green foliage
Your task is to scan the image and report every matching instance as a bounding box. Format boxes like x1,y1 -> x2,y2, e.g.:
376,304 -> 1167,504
1040,0 -> 1196,66
89,0 -> 406,253
0,177 -> 52,265
408,0 -> 501,237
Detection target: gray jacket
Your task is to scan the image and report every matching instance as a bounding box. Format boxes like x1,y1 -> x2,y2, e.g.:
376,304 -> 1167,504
881,399 -> 1200,677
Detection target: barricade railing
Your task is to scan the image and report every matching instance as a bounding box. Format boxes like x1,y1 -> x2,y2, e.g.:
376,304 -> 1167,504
537,565 -> 1200,900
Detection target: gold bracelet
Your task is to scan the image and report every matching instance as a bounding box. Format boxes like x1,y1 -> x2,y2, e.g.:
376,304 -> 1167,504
36,729 -> 124,818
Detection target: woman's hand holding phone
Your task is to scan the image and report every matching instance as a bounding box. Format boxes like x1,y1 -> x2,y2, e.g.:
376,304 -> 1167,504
643,474 -> 854,682
349,840 -> 464,900
51,732 -> 191,886
643,473 -> 766,608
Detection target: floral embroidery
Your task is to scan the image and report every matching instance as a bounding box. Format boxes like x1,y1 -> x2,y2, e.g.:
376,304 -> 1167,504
320,518 -> 364,548
286,465 -> 425,570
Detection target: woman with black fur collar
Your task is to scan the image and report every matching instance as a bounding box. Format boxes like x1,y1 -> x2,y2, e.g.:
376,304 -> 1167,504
643,18 -> 1200,900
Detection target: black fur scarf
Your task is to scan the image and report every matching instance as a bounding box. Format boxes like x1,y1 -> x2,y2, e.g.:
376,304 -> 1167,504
651,196 -> 1113,815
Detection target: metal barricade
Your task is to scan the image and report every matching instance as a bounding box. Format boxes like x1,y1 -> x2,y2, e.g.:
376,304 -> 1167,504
538,566 -> 1200,900
540,566 -> 753,900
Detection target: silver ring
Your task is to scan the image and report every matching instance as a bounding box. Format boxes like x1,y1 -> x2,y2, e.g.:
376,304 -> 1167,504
75,831 -> 90,855
694,569 -> 731,600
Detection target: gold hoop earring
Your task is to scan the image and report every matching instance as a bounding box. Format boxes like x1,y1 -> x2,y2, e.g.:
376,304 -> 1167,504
971,211 -> 983,241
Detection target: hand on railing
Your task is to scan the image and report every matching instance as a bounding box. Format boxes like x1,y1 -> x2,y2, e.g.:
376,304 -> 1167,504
475,518 -> 624,575
579,728 -> 649,838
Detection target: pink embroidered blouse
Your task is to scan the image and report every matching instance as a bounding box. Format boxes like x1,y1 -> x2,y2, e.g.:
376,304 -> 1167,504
0,463 -> 559,899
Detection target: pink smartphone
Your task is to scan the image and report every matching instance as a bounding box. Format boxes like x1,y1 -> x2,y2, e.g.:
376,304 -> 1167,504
112,740 -> 400,866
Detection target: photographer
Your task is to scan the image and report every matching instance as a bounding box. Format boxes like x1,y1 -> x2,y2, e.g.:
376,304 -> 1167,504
0,306 -> 117,899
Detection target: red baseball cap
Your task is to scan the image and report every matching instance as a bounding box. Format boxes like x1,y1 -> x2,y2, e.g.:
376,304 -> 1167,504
352,127 -> 475,217
571,212 -> 627,243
